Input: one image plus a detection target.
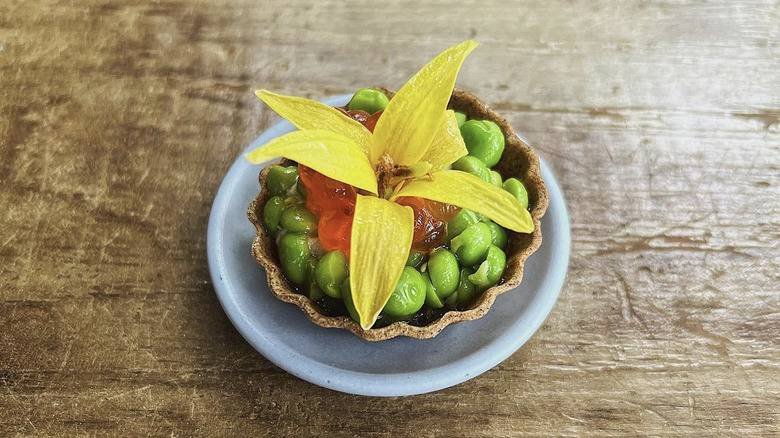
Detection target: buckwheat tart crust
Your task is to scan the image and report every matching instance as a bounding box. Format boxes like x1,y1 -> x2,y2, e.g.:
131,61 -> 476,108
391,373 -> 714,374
247,89 -> 549,341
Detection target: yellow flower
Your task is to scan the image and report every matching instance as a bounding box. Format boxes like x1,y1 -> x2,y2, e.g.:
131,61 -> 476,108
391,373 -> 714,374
246,40 -> 533,329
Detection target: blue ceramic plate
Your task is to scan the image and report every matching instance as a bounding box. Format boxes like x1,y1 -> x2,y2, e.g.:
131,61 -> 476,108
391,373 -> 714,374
207,94 -> 570,396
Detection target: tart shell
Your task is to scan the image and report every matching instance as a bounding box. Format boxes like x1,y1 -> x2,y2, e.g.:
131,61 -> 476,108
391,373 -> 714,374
247,88 -> 549,341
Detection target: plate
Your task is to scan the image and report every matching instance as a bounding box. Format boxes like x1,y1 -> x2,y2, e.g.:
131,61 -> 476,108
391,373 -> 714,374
207,94 -> 570,396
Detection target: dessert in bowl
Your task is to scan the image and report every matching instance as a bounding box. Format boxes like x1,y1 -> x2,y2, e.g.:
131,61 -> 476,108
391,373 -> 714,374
246,41 -> 548,341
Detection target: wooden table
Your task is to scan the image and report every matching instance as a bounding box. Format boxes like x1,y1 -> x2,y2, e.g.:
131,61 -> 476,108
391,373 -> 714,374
2,0 -> 778,436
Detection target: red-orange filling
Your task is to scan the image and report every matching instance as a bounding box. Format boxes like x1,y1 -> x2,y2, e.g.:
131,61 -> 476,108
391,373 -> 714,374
298,108 -> 460,257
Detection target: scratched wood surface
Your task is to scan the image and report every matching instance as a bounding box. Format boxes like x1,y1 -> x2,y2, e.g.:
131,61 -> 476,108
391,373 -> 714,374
1,0 -> 779,436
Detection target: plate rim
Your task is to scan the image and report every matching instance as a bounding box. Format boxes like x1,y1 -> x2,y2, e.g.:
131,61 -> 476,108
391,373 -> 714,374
207,94 -> 570,396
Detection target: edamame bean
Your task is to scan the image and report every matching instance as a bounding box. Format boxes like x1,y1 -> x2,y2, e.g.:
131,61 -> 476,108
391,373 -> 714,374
278,233 -> 310,284
454,111 -> 468,127
474,211 -> 489,223
427,248 -> 459,298
452,156 -> 491,183
302,256 -> 330,302
447,209 -> 479,240
454,267 -> 478,305
280,204 -> 318,235
382,267 -> 426,318
406,251 -> 425,268
445,267 -> 477,306
308,281 -> 324,301
347,88 -> 390,115
450,222 -> 492,265
485,221 -> 508,250
468,245 -> 506,289
423,272 -> 444,308
503,178 -> 529,209
315,250 -> 348,299
296,177 -> 307,198
266,165 -> 299,197
282,195 -> 305,208
460,120 -> 505,168
482,120 -> 505,149
341,279 -> 360,323
262,196 -> 285,236
305,256 -> 317,282
303,257 -> 324,301
489,170 -> 502,187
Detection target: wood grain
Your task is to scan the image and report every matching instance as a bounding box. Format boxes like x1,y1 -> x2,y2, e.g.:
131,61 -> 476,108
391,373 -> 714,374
1,0 -> 778,436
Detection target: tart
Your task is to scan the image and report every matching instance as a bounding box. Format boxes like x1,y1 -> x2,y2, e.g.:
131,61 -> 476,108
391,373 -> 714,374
246,41 -> 548,341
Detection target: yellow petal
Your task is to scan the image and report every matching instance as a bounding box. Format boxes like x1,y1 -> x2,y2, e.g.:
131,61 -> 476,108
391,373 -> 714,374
245,130 -> 378,194
371,40 -> 478,165
392,170 -> 533,232
256,90 -> 372,155
350,195 -> 414,329
420,110 -> 468,171
409,161 -> 434,177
